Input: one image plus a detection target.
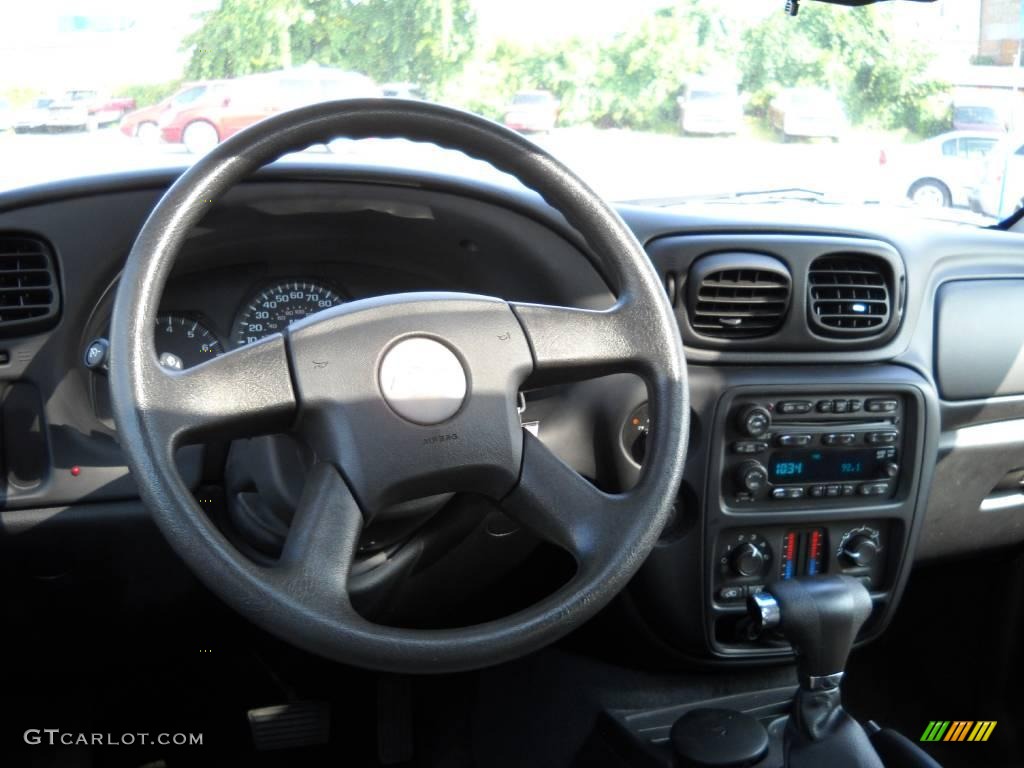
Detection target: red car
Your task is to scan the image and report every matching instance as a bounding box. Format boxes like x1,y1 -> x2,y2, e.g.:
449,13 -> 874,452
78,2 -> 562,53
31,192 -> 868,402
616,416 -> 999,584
120,81 -> 227,142
159,67 -> 379,153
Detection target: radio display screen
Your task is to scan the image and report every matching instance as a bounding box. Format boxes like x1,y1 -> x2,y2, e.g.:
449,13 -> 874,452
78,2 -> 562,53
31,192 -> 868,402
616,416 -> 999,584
769,449 -> 880,483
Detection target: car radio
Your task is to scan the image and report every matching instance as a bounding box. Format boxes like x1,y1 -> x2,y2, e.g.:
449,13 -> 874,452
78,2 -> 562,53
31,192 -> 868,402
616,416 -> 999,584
721,393 -> 904,507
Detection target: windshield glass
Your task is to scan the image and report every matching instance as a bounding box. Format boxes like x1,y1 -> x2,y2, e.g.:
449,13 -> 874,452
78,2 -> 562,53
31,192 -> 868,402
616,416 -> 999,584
0,0 -> 1016,223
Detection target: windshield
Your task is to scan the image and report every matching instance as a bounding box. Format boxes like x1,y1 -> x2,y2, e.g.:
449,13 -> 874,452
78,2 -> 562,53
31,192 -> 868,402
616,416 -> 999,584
0,0 -> 1015,223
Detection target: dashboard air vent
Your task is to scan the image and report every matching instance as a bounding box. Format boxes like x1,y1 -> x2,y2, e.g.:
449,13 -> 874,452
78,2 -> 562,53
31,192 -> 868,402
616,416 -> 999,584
687,253 -> 791,338
0,235 -> 60,334
808,254 -> 890,336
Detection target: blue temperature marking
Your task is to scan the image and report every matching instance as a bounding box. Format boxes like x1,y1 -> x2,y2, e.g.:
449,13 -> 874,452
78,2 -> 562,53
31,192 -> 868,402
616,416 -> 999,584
784,561 -> 794,579
807,559 -> 818,575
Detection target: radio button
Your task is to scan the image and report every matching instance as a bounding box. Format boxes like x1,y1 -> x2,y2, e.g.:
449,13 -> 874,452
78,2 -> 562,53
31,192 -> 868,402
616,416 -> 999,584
826,485 -> 842,497
822,432 -> 857,446
816,399 -> 834,413
842,484 -> 857,496
777,400 -> 812,415
777,433 -> 812,446
866,398 -> 898,413
833,399 -> 850,413
772,488 -> 788,499
867,431 -> 898,445
785,487 -> 805,499
848,399 -> 863,412
858,482 -> 891,496
809,484 -> 826,498
733,441 -> 768,454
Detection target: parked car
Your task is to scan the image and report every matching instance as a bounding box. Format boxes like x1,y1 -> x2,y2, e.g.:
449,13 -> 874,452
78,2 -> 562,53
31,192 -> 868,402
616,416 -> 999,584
769,87 -> 846,141
42,89 -> 136,131
969,132 -> 1024,218
502,90 -> 559,133
952,102 -> 1007,133
120,81 -> 228,142
885,130 -> 999,209
13,97 -> 54,133
381,82 -> 425,100
676,77 -> 743,135
0,98 -> 12,132
159,67 -> 379,153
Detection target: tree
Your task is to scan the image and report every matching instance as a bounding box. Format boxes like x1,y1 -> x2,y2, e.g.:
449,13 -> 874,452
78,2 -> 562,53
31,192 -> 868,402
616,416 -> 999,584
182,0 -> 302,80
182,0 -> 476,94
741,3 -> 947,134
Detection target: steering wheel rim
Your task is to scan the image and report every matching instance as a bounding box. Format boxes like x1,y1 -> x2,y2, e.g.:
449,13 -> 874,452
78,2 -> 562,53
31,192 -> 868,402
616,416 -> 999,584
109,99 -> 688,673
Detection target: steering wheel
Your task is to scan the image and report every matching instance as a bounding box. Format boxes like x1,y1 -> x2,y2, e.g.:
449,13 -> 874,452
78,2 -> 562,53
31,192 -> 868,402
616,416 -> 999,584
109,100 -> 688,673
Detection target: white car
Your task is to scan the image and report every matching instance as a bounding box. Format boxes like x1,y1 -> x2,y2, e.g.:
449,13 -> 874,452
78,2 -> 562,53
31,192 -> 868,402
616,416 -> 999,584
13,97 -> 54,133
888,131 -> 999,209
677,78 -> 743,135
770,87 -> 846,141
969,133 -> 1024,219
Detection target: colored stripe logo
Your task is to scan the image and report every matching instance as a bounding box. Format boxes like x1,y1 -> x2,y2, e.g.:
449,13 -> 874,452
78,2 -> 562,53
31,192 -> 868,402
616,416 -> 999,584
920,721 -> 996,742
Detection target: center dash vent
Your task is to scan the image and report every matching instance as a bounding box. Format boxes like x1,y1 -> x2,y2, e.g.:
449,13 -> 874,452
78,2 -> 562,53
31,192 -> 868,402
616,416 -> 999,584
808,254 -> 890,336
687,253 -> 791,338
0,235 -> 61,334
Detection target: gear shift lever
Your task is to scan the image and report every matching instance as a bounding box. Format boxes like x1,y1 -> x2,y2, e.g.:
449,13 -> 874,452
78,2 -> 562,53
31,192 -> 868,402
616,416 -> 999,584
749,574 -> 872,690
748,575 -> 883,768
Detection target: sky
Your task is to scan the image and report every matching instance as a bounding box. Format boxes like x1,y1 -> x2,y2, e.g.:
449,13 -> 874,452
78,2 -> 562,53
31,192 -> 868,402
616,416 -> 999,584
0,0 -> 987,92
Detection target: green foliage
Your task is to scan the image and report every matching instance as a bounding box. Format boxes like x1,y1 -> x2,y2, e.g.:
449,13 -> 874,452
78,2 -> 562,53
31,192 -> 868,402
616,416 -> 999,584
182,0 -> 476,94
117,80 -> 184,109
447,1 -> 739,133
740,3 -> 947,136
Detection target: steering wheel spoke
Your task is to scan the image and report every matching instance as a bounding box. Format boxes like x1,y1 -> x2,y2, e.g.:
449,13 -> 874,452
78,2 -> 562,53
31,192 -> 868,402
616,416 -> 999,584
502,430 -> 631,569
275,462 -> 364,603
147,334 -> 297,444
511,299 -> 655,385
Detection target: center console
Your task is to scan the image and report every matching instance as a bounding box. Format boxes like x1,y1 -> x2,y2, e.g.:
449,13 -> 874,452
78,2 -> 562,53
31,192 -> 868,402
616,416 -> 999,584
704,381 -> 929,658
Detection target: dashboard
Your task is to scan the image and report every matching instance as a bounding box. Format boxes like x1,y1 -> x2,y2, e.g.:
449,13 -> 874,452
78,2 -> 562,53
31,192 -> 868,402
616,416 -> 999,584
1,163 -> 1023,665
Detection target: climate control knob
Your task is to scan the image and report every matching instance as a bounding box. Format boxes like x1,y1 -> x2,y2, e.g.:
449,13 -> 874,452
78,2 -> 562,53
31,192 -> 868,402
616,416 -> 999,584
731,542 -> 767,577
737,461 -> 769,494
838,526 -> 882,568
737,405 -> 772,437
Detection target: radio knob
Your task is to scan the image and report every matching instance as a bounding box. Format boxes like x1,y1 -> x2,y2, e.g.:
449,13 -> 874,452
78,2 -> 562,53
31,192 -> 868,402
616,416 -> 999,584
731,542 -> 767,577
737,461 -> 769,494
881,461 -> 900,478
840,534 -> 879,568
737,406 -> 771,437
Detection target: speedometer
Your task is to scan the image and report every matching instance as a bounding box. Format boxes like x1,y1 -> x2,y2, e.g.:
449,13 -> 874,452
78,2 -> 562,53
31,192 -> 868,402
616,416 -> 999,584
232,280 -> 344,347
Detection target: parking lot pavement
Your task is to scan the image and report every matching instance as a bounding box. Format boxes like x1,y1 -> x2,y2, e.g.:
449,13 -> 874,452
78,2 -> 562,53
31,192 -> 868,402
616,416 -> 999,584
0,125 -> 898,206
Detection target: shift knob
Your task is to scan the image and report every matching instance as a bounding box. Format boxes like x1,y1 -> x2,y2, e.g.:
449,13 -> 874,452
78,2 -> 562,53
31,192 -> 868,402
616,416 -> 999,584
748,575 -> 872,690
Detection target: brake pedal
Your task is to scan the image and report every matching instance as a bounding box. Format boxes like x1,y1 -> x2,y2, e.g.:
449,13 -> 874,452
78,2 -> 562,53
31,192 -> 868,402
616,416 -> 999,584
247,700 -> 331,751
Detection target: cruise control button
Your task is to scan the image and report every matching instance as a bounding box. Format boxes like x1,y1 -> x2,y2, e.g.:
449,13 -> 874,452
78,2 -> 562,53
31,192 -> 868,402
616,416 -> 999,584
866,398 -> 898,413
777,434 -> 812,446
777,400 -> 812,415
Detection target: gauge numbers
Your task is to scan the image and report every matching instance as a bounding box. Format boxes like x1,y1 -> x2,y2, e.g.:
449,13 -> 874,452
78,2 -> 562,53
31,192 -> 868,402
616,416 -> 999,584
232,281 -> 344,347
154,314 -> 223,370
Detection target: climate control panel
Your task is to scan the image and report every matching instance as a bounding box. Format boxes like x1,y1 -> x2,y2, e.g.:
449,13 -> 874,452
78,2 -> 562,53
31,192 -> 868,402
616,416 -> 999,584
712,521 -> 890,607
721,393 -> 905,508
